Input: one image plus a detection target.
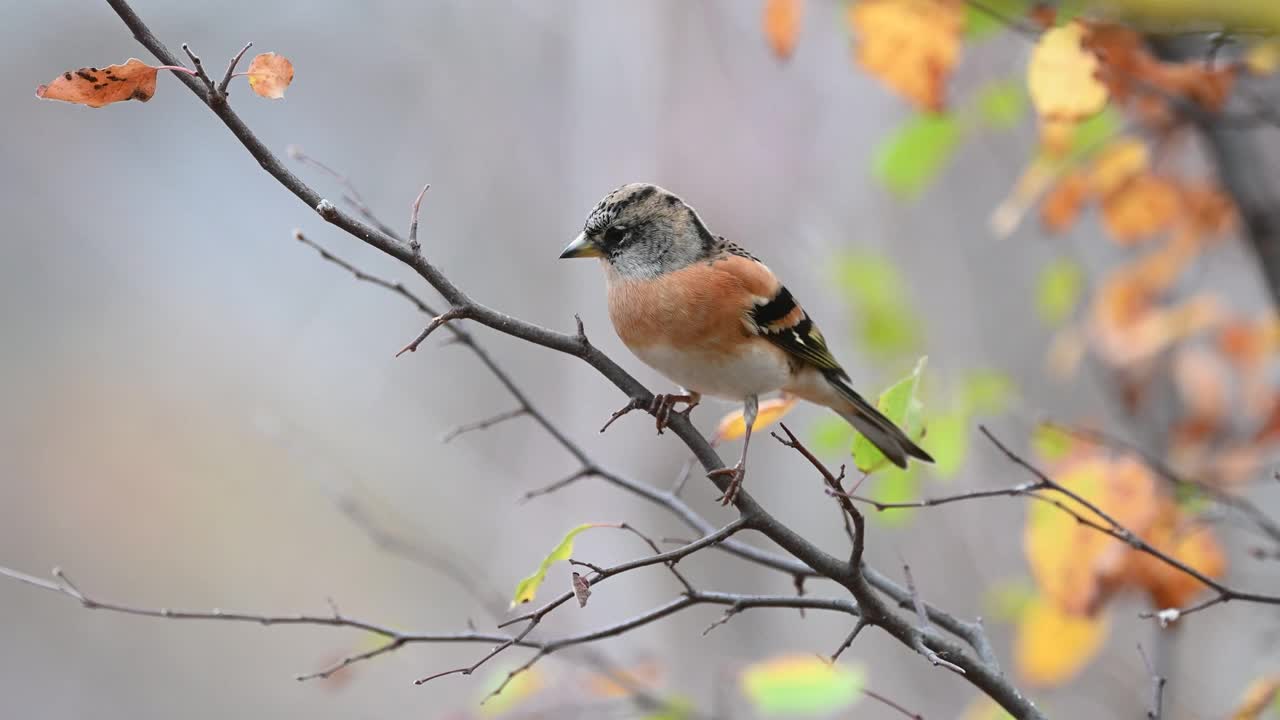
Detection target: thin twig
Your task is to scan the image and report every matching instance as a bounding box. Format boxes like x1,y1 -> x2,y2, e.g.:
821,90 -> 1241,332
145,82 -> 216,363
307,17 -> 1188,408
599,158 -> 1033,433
180,43 -> 214,90
440,407 -> 527,443
217,42 -> 252,97
408,183 -> 430,254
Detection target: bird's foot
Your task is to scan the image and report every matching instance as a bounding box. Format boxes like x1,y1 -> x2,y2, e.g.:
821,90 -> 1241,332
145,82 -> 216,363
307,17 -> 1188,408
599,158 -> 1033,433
600,393 -> 699,434
708,462 -> 746,506
652,393 -> 699,434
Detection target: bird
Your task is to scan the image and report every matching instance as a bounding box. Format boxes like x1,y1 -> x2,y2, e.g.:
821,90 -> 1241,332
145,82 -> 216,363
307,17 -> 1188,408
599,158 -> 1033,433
560,183 -> 932,505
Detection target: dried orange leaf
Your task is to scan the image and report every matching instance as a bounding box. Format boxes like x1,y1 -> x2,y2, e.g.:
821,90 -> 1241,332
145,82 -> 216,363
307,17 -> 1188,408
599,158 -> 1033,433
1014,593 -> 1109,687
763,0 -> 803,60
847,0 -> 963,112
1127,500 -> 1226,612
246,52 -> 294,99
584,660 -> 663,699
36,58 -> 158,108
1039,171 -> 1090,233
713,395 -> 798,443
1024,454 -> 1159,615
1172,345 -> 1230,428
1028,21 -> 1108,122
1100,174 -> 1179,244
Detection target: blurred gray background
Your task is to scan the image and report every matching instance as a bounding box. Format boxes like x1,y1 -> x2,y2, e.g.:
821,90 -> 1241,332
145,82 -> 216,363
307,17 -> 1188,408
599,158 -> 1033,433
2,1 -> 1278,718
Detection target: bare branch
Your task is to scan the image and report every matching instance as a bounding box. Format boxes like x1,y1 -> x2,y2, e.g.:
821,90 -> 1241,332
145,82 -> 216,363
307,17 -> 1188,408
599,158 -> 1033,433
1138,644 -> 1167,720
863,687 -> 926,720
831,618 -> 868,662
179,43 -> 214,90
902,560 -> 965,675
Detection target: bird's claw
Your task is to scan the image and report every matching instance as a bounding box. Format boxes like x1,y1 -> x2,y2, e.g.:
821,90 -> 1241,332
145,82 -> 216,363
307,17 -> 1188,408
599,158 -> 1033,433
651,393 -> 699,434
708,462 -> 745,506
601,393 -> 698,434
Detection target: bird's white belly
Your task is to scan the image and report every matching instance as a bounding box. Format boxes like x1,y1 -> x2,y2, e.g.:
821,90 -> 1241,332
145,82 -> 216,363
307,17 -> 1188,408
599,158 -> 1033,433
632,343 -> 791,400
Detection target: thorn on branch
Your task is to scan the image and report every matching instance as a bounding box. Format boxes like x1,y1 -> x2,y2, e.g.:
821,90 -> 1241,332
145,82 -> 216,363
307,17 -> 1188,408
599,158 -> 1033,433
702,603 -> 743,636
396,308 -> 467,357
180,44 -> 214,91
902,559 -> 964,675
440,407 -> 527,443
831,619 -> 868,662
519,467 -> 595,503
408,183 -> 430,254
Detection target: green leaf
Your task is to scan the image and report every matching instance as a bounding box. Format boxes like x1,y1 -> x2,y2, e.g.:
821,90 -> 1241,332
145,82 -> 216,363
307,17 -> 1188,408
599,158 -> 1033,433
874,113 -> 963,198
852,357 -> 928,474
960,371 -> 1014,415
976,79 -> 1028,129
1031,423 -> 1072,463
835,252 -> 922,358
867,465 -> 919,526
1066,107 -> 1122,161
511,523 -> 609,608
1036,258 -> 1084,326
965,0 -> 1033,39
925,410 -> 967,478
811,415 -> 855,456
982,578 -> 1037,622
740,655 -> 865,715
642,698 -> 697,720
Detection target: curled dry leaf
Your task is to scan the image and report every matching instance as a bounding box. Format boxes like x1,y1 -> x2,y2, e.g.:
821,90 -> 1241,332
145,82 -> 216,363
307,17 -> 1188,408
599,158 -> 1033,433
36,58 -> 158,108
763,0 -> 802,61
246,52 -> 294,99
1028,21 -> 1109,124
847,0 -> 963,112
571,571 -> 591,608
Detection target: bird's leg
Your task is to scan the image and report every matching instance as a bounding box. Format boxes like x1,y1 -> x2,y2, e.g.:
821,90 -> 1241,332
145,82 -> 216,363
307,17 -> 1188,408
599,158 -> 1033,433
652,390 -> 701,434
709,394 -> 757,506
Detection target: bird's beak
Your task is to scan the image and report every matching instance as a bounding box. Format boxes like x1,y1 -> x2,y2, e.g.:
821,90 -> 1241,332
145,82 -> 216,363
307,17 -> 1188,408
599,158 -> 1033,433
559,232 -> 602,259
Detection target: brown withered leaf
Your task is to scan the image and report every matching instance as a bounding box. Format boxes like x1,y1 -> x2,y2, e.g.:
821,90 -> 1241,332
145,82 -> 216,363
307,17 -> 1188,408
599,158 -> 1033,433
246,52 -> 294,99
571,571 -> 591,608
36,58 -> 158,108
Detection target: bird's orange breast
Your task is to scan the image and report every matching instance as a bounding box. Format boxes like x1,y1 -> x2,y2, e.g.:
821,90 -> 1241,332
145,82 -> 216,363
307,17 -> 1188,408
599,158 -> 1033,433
606,258 -> 773,354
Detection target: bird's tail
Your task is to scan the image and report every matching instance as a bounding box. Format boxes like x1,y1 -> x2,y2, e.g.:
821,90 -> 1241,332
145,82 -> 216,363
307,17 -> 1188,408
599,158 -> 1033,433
824,371 -> 934,469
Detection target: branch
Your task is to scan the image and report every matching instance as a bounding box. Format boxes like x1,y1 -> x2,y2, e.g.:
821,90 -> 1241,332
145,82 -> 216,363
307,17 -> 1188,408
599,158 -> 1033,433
980,426 -> 1280,620
87,4 -> 1047,716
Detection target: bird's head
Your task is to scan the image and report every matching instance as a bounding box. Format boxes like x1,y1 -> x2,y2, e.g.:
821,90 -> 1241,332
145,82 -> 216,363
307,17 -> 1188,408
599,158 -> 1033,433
559,183 -> 718,279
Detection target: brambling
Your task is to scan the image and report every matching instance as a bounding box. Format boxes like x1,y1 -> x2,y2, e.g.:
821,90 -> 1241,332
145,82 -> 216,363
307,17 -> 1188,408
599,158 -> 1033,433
561,183 -> 933,504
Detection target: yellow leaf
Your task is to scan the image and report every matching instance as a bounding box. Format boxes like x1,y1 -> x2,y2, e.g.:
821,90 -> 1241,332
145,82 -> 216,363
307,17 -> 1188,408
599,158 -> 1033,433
763,0 -> 803,60
1028,21 -> 1108,122
481,666 -> 547,716
960,695 -> 1015,720
1231,675 -> 1280,720
1087,138 -> 1148,196
1014,593 -> 1109,687
740,654 -> 864,715
510,523 -> 611,608
847,0 -> 963,112
1245,40 -> 1280,76
246,52 -> 294,99
713,395 -> 798,443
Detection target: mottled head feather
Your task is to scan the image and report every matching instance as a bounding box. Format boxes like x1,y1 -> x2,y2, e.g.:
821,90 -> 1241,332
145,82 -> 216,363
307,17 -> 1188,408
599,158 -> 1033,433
578,183 -> 718,278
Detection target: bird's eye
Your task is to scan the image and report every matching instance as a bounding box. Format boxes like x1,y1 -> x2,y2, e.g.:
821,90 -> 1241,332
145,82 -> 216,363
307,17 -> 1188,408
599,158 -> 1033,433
603,225 -> 630,245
